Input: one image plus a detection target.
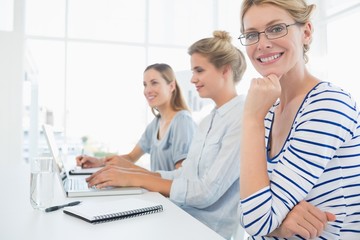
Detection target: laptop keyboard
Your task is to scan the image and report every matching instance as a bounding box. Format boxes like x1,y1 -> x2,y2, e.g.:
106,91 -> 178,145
68,178 -> 90,191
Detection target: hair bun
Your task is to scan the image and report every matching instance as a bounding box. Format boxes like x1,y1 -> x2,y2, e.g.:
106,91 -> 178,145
213,30 -> 231,42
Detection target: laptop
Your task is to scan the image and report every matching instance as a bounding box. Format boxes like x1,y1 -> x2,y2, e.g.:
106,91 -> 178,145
42,124 -> 143,197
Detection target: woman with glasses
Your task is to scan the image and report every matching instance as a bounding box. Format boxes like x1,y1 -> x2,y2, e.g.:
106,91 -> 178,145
238,0 -> 360,239
76,63 -> 197,172
86,31 -> 247,239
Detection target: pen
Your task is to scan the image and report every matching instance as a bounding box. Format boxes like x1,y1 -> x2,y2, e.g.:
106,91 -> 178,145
81,148 -> 85,168
45,201 -> 81,213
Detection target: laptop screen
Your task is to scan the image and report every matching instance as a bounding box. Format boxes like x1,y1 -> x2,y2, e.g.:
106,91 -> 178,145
42,124 -> 68,181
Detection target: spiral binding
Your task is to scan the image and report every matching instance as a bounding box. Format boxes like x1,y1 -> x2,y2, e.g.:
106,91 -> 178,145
92,205 -> 163,224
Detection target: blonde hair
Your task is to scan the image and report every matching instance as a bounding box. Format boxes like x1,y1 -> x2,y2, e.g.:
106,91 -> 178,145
144,63 -> 190,117
240,0 -> 316,63
188,30 -> 246,84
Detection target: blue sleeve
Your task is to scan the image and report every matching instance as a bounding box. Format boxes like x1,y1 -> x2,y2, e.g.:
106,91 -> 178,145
170,111 -> 197,165
138,117 -> 158,154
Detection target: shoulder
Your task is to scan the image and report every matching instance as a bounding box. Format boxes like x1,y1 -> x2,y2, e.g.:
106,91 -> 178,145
302,82 -> 359,130
169,111 -> 197,136
308,82 -> 358,112
311,82 -> 355,102
173,110 -> 196,124
216,95 -> 246,130
224,94 -> 246,119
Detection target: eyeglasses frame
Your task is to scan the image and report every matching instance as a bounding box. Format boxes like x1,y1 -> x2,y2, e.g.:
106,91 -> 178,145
238,23 -> 298,46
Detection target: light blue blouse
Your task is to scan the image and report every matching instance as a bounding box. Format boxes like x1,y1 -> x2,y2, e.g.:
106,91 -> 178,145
138,110 -> 197,172
159,95 -> 245,240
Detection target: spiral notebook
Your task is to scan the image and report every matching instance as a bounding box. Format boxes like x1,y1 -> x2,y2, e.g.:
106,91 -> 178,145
63,198 -> 163,224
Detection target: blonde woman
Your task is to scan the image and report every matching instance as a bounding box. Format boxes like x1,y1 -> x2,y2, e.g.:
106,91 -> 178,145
87,31 -> 247,239
238,0 -> 360,239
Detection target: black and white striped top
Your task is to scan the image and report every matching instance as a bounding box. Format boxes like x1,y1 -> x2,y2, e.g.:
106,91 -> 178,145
239,82 -> 360,239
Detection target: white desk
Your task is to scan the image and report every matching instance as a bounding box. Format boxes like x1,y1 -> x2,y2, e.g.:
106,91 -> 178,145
0,161 -> 225,240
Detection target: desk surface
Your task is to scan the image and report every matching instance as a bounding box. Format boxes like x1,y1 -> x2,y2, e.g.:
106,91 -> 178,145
0,161 -> 225,240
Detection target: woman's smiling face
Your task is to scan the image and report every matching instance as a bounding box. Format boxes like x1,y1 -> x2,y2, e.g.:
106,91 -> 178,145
242,4 -> 308,78
143,68 -> 174,109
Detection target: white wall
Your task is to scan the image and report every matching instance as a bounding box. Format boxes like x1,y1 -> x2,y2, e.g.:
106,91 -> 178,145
0,0 -> 25,163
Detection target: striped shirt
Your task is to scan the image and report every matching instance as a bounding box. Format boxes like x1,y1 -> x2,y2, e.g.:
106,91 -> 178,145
238,82 -> 360,239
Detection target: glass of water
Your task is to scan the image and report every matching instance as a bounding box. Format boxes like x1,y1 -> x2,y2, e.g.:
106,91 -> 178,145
30,155 -> 55,210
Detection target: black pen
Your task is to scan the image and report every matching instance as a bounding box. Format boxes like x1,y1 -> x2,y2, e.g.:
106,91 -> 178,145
45,201 -> 81,213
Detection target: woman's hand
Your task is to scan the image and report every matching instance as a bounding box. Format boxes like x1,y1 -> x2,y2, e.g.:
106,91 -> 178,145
86,165 -> 170,196
244,74 -> 281,120
86,165 -> 139,189
76,155 -> 104,168
269,201 -> 336,239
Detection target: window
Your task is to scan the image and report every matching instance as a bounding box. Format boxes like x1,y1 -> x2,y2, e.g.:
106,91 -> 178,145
23,0 -> 227,162
24,0 -> 359,164
66,42 -> 146,153
25,0 -> 65,37
68,0 -> 146,42
327,10 -> 360,104
0,0 -> 14,31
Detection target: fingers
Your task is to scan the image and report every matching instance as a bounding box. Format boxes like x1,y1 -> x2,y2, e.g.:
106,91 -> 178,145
249,75 -> 281,93
86,165 -> 135,189
76,155 -> 103,168
298,201 -> 326,238
294,201 -> 331,238
86,168 -> 108,188
75,155 -> 84,166
267,73 -> 279,81
246,75 -> 281,118
304,200 -> 329,227
86,165 -> 108,181
325,212 -> 336,221
77,155 -> 91,168
298,211 -> 322,238
76,155 -> 89,168
86,165 -> 119,188
284,221 -> 312,239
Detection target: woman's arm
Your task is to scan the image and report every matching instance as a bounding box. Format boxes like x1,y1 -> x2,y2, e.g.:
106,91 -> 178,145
104,144 -> 144,166
240,74 -> 281,198
76,144 -> 144,168
86,165 -> 172,197
239,83 -> 356,236
116,144 -> 144,163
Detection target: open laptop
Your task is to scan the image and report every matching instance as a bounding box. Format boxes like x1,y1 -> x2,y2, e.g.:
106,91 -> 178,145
42,124 -> 143,197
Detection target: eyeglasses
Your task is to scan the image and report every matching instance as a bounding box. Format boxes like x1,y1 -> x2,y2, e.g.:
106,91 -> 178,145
238,23 -> 297,46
